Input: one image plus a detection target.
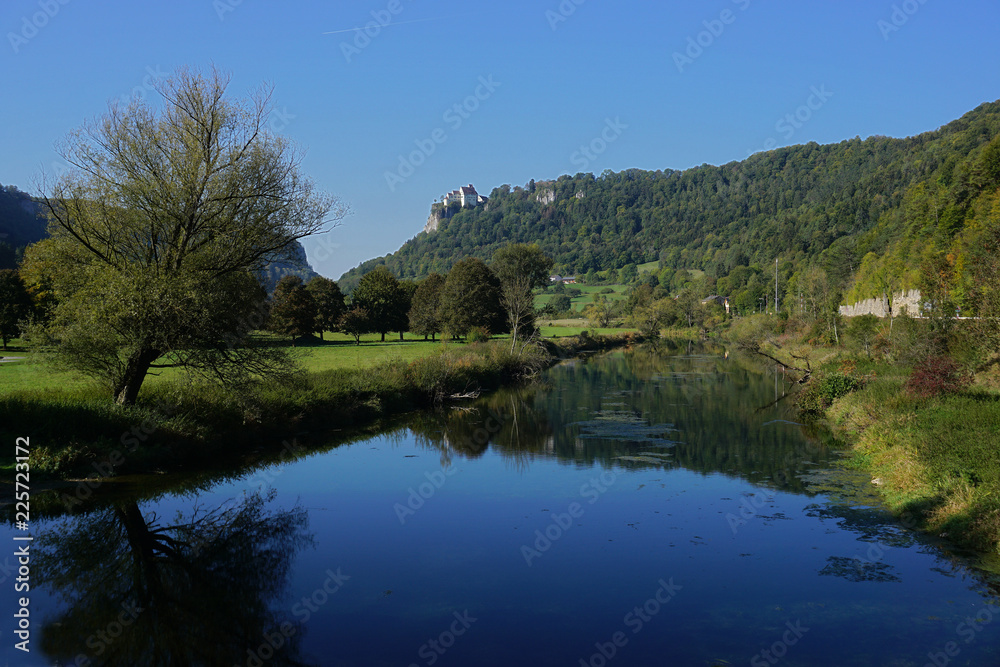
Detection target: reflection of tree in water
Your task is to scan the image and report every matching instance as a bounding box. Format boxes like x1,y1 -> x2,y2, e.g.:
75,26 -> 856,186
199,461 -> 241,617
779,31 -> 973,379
408,344 -> 834,492
819,556 -> 902,583
805,503 -> 914,584
805,503 -> 915,548
36,490 -> 314,666
408,391 -> 556,472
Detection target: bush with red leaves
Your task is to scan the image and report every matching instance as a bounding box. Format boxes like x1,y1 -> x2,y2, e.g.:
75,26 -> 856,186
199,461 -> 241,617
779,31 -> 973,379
904,354 -> 972,398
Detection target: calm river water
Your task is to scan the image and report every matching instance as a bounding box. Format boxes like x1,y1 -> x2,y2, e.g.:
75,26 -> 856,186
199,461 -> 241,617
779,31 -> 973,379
4,343 -> 1000,666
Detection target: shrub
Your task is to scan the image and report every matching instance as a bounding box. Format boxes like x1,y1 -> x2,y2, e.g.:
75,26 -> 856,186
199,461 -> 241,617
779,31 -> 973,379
798,371 -> 865,415
468,326 -> 491,343
904,354 -> 972,398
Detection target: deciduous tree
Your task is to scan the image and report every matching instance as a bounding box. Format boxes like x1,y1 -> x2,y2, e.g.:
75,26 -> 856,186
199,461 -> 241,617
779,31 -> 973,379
305,276 -> 345,340
269,276 -> 317,345
351,266 -> 406,342
491,244 -> 553,351
339,307 -> 369,346
408,273 -> 445,341
23,66 -> 343,405
438,258 -> 505,338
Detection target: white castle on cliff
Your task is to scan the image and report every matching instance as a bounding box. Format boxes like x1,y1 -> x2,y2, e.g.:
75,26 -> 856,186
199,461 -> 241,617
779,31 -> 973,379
441,184 -> 488,208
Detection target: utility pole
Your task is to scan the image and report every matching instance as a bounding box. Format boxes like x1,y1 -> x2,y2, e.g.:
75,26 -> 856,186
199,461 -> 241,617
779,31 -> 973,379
774,258 -> 778,316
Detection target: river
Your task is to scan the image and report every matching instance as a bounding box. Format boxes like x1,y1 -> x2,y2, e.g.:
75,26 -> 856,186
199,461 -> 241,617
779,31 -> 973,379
3,343 -> 999,666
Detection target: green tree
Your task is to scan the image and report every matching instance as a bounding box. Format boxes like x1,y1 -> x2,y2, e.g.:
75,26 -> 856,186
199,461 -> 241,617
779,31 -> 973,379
584,294 -> 614,328
550,294 -> 572,314
620,263 -> 638,283
629,298 -> 677,340
306,276 -> 345,340
351,266 -> 407,342
268,275 -> 317,345
396,279 -> 418,340
438,258 -> 505,338
846,314 -> 880,358
408,273 -> 445,341
676,289 -> 702,328
22,67 -> 341,405
491,244 -> 553,351
0,269 -> 32,349
339,307 -> 370,346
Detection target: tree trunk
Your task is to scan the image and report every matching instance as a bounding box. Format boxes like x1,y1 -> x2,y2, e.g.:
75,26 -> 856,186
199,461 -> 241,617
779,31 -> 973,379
399,331 -> 404,341
113,346 -> 161,406
319,331 -> 324,341
381,332 -> 386,342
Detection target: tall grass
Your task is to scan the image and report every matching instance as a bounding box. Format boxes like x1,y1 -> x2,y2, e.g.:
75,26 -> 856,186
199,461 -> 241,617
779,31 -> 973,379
824,362 -> 1000,555
1,339 -> 558,477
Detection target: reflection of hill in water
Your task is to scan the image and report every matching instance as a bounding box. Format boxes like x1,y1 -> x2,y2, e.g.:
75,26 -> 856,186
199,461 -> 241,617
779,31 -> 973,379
407,342 -> 836,494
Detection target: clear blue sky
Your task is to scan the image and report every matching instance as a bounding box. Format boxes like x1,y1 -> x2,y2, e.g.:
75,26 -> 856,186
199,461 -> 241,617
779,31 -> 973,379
3,0 -> 999,280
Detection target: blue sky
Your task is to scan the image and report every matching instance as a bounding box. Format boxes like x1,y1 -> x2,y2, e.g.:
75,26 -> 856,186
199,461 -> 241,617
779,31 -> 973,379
2,0 -> 999,280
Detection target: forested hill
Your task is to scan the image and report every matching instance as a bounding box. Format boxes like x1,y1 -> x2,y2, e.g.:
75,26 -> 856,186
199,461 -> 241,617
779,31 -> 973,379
0,184 -> 47,270
339,100 -> 1000,303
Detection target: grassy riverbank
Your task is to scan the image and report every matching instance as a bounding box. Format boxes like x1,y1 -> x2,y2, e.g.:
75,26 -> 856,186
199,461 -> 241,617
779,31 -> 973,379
0,330 -> 640,479
821,361 -> 1000,556
725,313 -> 1000,556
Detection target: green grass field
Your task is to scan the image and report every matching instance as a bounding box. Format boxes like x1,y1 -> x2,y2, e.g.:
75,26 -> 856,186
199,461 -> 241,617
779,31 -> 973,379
535,283 -> 629,313
0,323 -> 638,397
0,333 -> 457,396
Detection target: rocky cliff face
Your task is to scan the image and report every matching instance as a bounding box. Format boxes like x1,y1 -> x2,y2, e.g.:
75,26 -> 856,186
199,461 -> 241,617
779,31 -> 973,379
535,188 -> 556,205
424,204 -> 457,234
839,289 -> 922,317
258,240 -> 320,294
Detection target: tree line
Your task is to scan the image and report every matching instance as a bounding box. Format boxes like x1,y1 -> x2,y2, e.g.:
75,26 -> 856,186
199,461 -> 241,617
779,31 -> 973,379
268,244 -> 553,350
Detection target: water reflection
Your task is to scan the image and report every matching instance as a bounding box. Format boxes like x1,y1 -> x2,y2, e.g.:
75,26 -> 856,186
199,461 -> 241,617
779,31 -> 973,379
407,345 -> 835,493
35,491 -> 313,666
10,343 -> 1000,666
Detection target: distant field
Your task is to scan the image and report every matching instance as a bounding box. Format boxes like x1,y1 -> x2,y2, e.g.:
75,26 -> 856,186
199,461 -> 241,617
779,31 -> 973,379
289,334 -> 459,372
538,322 -> 631,337
535,283 -> 629,312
